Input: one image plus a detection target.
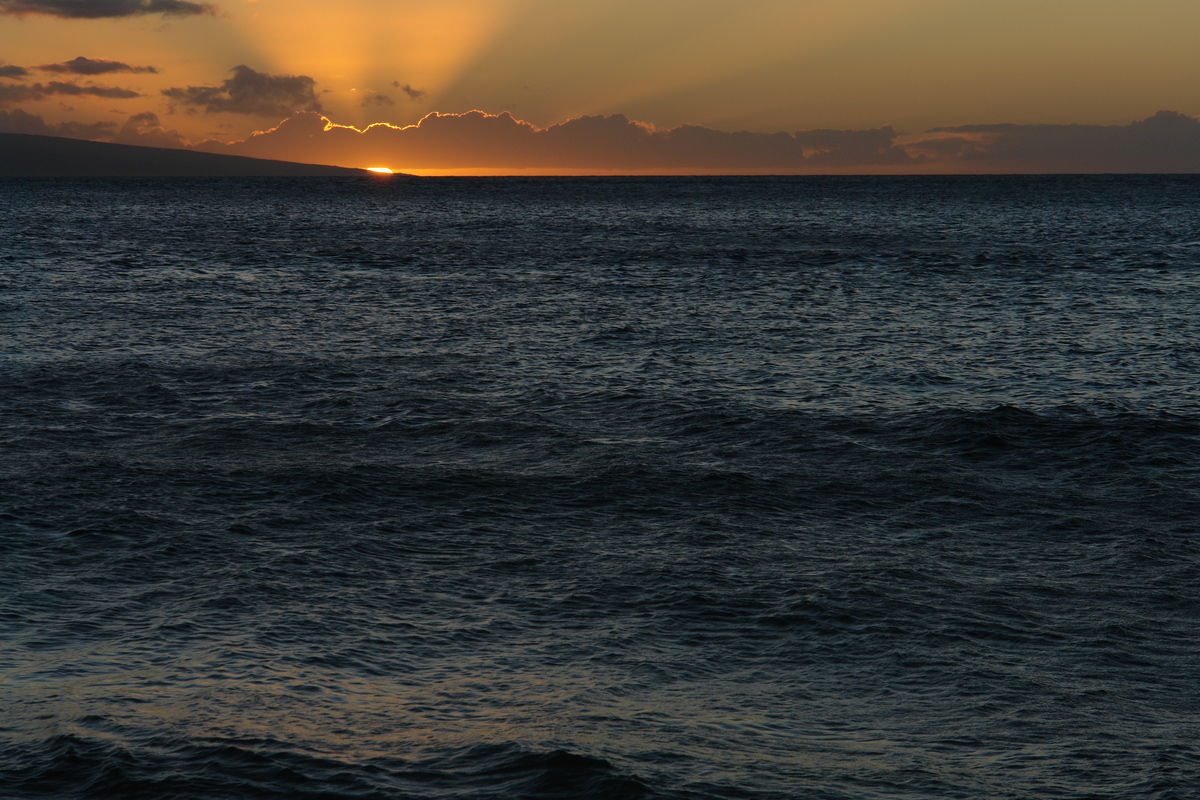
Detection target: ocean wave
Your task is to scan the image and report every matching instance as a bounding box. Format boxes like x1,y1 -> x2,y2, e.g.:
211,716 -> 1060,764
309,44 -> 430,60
1,735 -> 650,800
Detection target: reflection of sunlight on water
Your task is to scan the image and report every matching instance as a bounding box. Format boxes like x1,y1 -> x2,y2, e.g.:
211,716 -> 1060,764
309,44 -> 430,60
6,644 -> 611,756
8,644 -> 1066,796
4,641 -> 850,771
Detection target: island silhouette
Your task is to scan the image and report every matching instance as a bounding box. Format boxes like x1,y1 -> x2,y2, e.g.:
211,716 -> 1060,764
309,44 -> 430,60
0,132 -> 374,177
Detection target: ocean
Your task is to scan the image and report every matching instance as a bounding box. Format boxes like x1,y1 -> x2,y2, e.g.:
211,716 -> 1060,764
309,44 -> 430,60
2,175 -> 1199,799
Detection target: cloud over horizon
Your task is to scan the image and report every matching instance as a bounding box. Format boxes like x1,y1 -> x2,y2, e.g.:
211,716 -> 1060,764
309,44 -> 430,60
0,107 -> 194,147
163,65 -> 321,117
184,109 -> 1200,174
916,110 -> 1200,173
0,107 -> 115,139
198,110 -> 911,172
6,104 -> 1200,175
0,0 -> 215,17
112,110 -> 189,148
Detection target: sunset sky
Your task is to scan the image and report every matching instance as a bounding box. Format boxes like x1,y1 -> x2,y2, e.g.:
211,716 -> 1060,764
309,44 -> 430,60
3,0 -> 1200,173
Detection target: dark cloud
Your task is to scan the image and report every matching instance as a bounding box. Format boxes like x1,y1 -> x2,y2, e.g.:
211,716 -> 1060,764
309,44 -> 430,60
0,107 -> 188,148
391,82 -> 426,101
162,65 -> 321,117
0,0 -> 216,17
0,80 -> 142,103
0,107 -> 115,139
112,110 -> 188,148
921,110 -> 1200,173
0,64 -> 28,78
361,94 -> 394,107
191,108 -> 1200,174
197,110 -> 912,172
36,56 -> 158,75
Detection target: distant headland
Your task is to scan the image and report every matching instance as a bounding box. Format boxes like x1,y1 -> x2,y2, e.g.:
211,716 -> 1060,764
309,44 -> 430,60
0,133 -> 375,177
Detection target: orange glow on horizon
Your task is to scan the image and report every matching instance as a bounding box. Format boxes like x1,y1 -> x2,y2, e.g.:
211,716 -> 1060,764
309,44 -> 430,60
210,106 -> 1200,176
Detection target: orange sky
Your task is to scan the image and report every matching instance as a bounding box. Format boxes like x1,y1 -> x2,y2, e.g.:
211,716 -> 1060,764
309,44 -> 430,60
2,0 -> 1200,172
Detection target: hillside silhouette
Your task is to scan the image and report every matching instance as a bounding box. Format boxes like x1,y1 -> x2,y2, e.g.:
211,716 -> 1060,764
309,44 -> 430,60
0,133 -> 371,177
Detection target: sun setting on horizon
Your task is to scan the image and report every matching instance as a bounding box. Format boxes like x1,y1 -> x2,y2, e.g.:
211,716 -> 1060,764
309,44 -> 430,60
3,0 -> 1200,172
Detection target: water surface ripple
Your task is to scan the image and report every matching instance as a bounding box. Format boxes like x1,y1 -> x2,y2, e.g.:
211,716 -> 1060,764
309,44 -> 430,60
2,176 -> 1199,799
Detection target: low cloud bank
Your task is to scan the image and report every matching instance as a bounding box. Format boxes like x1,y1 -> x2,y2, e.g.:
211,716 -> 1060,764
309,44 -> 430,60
112,111 -> 189,148
0,107 -> 191,146
917,111 -> 1200,173
0,107 -> 115,139
197,110 -> 910,171
6,105 -> 1200,174
192,109 -> 1200,173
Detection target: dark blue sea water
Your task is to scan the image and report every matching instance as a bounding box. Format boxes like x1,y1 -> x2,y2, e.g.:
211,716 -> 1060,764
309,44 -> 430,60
3,175 -> 1200,800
